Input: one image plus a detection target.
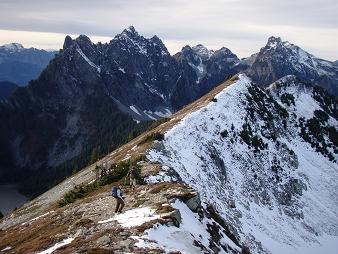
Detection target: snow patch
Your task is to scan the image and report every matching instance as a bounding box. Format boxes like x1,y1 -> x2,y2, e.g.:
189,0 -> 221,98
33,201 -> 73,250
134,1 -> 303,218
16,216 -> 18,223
145,171 -> 177,184
98,207 -> 160,227
76,46 -> 101,73
129,105 -> 142,116
118,67 -> 126,73
21,211 -> 54,226
36,237 -> 74,254
1,246 -> 12,252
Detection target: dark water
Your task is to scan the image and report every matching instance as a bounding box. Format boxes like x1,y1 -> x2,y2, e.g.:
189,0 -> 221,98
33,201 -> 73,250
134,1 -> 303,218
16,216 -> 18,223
0,185 -> 28,215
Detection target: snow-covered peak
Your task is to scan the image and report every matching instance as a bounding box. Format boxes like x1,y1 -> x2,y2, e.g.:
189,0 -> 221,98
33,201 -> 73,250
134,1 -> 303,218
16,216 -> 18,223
192,44 -> 214,60
1,43 -> 24,52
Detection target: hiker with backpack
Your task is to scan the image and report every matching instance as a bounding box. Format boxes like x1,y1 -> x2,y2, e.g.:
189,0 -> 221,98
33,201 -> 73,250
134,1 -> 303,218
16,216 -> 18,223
127,166 -> 138,190
111,185 -> 125,213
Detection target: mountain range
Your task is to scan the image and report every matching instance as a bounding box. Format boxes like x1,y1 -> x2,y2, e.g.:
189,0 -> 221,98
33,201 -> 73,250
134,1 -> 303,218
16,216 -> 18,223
0,73 -> 336,253
0,26 -> 337,197
0,43 -> 57,86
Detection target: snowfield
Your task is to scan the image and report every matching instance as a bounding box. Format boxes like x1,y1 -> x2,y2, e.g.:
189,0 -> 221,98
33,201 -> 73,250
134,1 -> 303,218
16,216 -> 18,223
147,74 -> 338,253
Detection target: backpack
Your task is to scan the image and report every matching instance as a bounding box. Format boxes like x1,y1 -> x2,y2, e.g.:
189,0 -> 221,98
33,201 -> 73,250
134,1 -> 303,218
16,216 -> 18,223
111,186 -> 119,198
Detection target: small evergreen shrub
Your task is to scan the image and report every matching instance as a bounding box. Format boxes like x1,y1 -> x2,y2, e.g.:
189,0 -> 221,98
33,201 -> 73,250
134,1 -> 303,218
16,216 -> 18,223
220,130 -> 228,138
58,157 -> 145,207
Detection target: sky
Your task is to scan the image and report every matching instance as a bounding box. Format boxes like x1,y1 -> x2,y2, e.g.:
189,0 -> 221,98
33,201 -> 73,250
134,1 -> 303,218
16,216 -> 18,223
0,0 -> 337,60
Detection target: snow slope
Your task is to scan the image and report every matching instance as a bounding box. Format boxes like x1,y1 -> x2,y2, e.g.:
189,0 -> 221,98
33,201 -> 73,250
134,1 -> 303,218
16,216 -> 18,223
134,200 -> 241,254
147,74 -> 338,253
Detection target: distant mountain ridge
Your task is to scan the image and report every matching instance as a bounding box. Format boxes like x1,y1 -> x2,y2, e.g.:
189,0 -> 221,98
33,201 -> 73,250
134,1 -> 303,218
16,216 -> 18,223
0,43 -> 57,85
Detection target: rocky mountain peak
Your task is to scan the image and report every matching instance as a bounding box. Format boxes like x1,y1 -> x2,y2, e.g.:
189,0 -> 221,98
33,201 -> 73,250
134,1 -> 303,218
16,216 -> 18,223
119,25 -> 140,39
214,47 -> 238,60
266,36 -> 283,49
150,35 -> 164,46
192,44 -> 214,60
74,34 -> 93,47
63,35 -> 73,50
124,25 -> 137,34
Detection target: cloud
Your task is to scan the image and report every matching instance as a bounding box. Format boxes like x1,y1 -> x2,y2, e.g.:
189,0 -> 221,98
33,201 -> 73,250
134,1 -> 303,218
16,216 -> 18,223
0,0 -> 337,60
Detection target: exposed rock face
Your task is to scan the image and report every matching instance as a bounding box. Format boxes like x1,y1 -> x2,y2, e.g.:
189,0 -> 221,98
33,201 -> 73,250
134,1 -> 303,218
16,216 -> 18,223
0,43 -> 57,85
245,36 -> 338,95
184,193 -> 201,212
172,44 -> 240,109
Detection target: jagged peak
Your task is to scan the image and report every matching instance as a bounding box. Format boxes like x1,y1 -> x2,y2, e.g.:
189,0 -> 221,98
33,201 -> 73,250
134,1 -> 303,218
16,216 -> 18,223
265,36 -> 299,52
266,36 -> 283,49
63,35 -> 73,50
150,35 -> 162,44
120,25 -> 140,39
214,47 -> 238,58
181,45 -> 192,51
75,34 -> 92,44
125,25 -> 137,34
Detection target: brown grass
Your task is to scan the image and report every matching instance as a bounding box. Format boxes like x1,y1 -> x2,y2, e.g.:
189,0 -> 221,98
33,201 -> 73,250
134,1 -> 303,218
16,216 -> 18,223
0,214 -> 72,253
149,183 -> 171,194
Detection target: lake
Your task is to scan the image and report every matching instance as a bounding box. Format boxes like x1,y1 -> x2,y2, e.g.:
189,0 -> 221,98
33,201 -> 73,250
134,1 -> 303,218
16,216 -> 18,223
0,185 -> 28,215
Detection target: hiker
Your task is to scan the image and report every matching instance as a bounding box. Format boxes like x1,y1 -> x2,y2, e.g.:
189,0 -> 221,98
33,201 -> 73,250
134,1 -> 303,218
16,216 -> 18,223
101,162 -> 107,178
112,185 -> 125,213
127,167 -> 137,190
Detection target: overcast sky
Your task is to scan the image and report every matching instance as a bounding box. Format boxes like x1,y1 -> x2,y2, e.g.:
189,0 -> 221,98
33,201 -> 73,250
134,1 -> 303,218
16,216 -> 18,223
0,0 -> 337,60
